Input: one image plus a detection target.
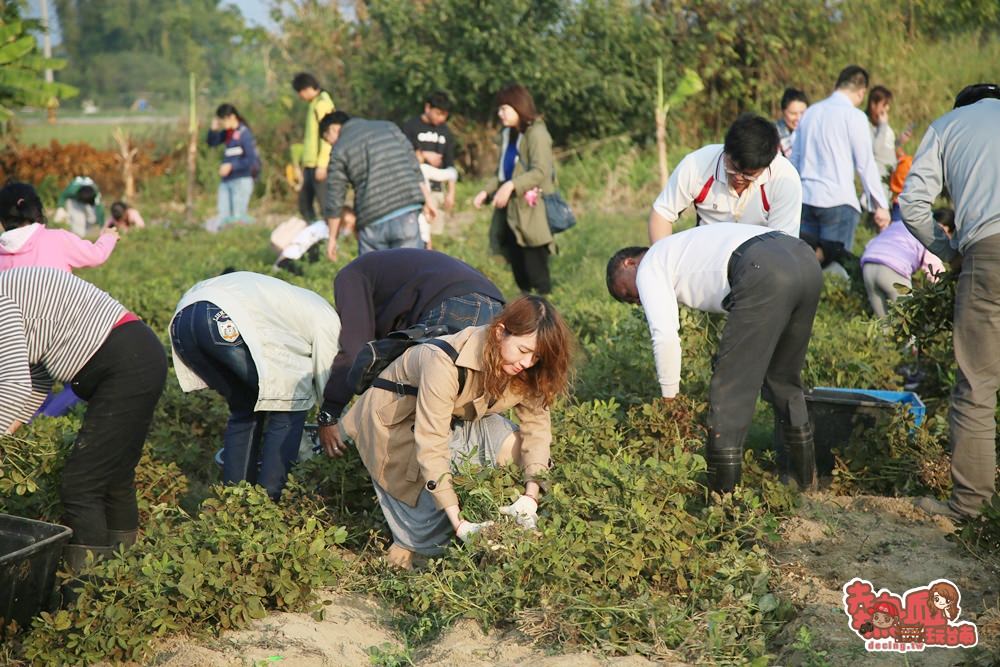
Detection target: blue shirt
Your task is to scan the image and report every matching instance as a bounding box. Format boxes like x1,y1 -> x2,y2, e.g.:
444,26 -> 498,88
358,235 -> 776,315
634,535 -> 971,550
791,91 -> 888,212
501,139 -> 518,182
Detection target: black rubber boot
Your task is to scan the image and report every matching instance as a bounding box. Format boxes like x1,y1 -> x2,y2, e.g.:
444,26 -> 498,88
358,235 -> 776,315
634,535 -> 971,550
276,257 -> 303,276
784,423 -> 817,491
706,428 -> 743,494
61,544 -> 116,604
107,528 -> 138,549
62,544 -> 116,572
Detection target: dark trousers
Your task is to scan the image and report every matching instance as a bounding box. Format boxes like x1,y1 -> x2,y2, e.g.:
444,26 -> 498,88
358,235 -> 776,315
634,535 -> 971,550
170,301 -> 305,499
706,234 -> 822,485
500,220 -> 551,294
298,167 -> 328,221
63,321 -> 167,546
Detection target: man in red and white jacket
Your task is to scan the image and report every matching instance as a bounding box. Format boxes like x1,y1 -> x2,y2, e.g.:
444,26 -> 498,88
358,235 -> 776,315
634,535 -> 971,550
648,114 -> 802,242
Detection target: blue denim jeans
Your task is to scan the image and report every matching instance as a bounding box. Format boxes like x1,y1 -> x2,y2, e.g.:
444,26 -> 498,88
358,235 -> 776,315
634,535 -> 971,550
357,209 -> 422,254
421,293 -> 505,333
170,301 -> 304,499
800,203 -> 861,253
217,176 -> 254,223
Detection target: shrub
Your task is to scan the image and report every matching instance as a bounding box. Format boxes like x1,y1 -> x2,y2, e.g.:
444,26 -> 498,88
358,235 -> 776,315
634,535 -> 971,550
19,482 -> 347,666
829,407 -> 951,497
0,140 -> 175,203
360,398 -> 794,663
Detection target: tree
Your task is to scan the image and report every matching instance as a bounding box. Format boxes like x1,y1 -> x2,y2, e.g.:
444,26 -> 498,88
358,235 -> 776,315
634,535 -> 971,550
51,0 -> 264,105
0,3 -> 77,118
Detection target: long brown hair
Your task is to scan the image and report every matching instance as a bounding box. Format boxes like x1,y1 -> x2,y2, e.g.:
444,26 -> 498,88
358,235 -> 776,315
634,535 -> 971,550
866,85 -> 892,125
496,83 -> 539,133
481,296 -> 573,406
927,581 -> 959,621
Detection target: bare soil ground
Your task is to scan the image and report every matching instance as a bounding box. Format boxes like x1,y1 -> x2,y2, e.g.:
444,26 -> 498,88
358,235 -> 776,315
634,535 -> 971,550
149,592 -> 664,667
145,492 -> 998,667
770,493 -> 999,666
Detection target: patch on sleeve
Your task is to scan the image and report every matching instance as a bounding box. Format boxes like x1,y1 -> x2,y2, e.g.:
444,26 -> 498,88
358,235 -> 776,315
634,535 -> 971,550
213,310 -> 242,343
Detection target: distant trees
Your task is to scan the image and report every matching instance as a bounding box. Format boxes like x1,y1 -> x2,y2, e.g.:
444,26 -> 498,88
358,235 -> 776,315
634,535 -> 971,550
51,0 -> 265,107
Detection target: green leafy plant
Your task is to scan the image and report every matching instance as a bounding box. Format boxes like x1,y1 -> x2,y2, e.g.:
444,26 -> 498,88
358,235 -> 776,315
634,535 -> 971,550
830,407 -> 950,497
19,481 -> 347,665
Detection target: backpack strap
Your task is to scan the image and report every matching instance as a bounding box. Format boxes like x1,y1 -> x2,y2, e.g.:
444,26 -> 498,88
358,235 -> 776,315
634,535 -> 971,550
370,338 -> 467,397
694,175 -> 714,205
424,338 -> 467,395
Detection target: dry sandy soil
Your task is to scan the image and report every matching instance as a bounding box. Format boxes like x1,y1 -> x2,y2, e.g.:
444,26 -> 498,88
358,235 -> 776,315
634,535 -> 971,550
144,491 -> 998,667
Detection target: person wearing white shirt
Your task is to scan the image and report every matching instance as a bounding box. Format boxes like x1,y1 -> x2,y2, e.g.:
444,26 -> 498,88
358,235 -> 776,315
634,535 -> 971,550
606,224 -> 823,493
648,114 -> 802,243
791,65 -> 890,252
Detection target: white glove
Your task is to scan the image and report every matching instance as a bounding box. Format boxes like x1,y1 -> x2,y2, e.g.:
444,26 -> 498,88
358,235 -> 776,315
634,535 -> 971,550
499,494 -> 538,529
456,520 -> 493,543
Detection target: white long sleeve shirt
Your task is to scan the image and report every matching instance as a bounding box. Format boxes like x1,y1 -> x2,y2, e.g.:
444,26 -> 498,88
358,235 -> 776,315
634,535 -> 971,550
651,144 -> 802,236
637,224 -> 772,397
791,91 -> 889,212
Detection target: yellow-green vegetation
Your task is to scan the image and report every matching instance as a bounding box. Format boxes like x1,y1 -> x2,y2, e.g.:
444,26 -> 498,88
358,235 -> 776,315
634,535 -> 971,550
4,165 -> 995,665
12,118 -> 174,148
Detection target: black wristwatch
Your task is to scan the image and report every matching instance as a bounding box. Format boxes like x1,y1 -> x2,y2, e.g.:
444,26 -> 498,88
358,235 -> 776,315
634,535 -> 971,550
317,411 -> 337,427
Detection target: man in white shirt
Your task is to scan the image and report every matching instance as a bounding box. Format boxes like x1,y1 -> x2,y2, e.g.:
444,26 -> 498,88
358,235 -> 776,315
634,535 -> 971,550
648,114 -> 802,243
606,224 -> 823,493
791,65 -> 890,252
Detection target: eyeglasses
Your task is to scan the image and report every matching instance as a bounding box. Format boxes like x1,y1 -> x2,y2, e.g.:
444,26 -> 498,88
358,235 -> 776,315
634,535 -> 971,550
723,158 -> 766,182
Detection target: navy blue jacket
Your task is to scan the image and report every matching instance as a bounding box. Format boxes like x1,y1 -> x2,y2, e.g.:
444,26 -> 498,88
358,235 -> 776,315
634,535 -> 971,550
207,123 -> 260,181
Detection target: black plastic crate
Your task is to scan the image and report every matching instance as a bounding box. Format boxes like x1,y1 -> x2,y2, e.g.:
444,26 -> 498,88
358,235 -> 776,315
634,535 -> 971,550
0,514 -> 72,633
805,387 -> 925,475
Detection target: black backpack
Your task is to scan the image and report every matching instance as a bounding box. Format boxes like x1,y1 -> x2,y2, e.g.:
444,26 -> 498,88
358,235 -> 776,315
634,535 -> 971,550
347,324 -> 467,397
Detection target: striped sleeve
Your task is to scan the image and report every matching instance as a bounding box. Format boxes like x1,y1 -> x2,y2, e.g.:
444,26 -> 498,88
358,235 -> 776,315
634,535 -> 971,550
0,296 -> 33,432
0,268 -> 125,385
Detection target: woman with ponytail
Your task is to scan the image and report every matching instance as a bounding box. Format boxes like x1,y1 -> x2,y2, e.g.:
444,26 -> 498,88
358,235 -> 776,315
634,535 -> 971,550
206,103 -> 260,229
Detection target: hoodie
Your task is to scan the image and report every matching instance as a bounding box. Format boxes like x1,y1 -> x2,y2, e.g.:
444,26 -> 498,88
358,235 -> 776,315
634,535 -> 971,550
0,224 -> 117,272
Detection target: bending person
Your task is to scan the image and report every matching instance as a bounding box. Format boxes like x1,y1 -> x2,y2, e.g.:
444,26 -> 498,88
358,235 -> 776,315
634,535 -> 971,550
170,271 -> 341,499
0,181 -> 119,272
338,296 -> 573,568
0,268 -> 166,566
607,224 -> 822,493
318,248 -> 504,456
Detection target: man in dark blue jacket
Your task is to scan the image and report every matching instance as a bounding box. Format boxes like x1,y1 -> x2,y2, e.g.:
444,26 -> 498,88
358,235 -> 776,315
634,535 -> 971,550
317,248 -> 504,457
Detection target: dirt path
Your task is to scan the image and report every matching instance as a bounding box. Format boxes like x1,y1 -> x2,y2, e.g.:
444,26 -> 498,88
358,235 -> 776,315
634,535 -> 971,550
147,492 -> 998,666
769,493 -> 999,665
149,592 -> 663,667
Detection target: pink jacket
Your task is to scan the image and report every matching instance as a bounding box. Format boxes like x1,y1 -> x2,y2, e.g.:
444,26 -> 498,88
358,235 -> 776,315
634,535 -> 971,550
0,224 -> 117,272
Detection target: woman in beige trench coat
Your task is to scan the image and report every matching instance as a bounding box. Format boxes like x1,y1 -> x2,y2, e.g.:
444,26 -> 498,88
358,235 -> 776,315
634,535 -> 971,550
338,296 -> 574,568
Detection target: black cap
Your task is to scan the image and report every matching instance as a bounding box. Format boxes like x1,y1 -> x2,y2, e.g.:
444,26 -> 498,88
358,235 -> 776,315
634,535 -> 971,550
953,83 -> 1000,109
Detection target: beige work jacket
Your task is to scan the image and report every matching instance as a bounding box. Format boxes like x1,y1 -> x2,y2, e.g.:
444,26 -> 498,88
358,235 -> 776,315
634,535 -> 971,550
340,325 -> 551,509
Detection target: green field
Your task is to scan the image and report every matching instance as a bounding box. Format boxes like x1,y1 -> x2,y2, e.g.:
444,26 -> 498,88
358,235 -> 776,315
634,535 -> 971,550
12,114 -> 181,148
1,165 -> 997,664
